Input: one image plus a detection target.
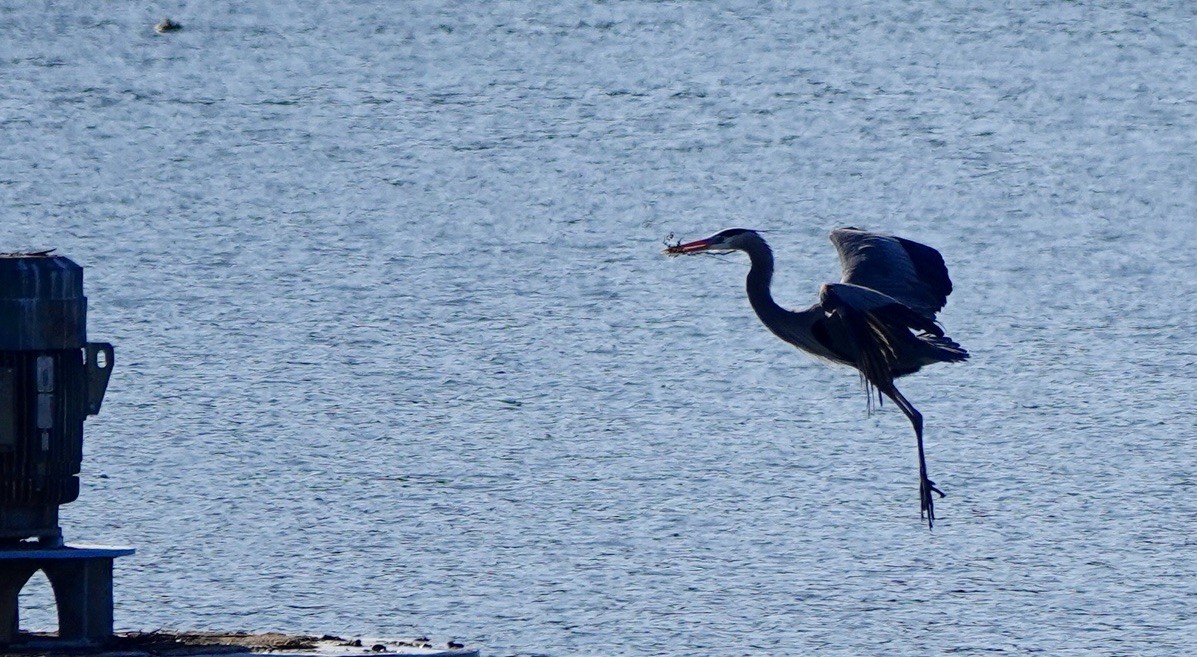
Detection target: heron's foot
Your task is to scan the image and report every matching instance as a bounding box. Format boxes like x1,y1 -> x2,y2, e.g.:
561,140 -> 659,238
919,477 -> 945,529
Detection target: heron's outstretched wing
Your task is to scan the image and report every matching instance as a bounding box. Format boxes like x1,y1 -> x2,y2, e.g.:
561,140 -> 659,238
828,227 -> 953,320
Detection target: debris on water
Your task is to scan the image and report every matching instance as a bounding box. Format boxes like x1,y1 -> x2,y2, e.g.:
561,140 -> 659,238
155,17 -> 182,33
31,631 -> 482,656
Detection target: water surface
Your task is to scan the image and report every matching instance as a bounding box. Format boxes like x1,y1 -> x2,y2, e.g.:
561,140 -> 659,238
3,2 -> 1196,655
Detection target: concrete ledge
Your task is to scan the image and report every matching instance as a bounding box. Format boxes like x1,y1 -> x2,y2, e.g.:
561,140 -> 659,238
0,546 -> 135,561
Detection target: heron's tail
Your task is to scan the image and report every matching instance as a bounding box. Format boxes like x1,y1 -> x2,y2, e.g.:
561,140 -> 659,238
922,334 -> 969,363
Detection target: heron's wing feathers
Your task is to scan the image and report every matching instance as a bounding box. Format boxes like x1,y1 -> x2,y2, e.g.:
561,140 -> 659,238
829,228 -> 953,320
820,295 -> 897,398
819,283 -> 943,395
820,283 -> 943,337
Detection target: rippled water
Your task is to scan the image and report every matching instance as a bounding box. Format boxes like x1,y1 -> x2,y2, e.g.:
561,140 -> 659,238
3,2 -> 1197,655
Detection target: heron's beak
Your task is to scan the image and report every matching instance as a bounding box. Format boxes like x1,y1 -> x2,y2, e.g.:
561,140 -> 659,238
663,237 -> 715,256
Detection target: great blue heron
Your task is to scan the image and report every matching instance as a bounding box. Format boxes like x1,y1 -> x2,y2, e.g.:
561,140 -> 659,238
665,227 -> 969,528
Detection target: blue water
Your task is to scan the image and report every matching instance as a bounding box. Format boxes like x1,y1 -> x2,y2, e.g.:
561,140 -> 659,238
3,2 -> 1196,655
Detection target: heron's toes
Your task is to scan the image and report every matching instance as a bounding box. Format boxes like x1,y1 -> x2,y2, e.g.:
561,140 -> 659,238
926,478 -> 946,499
919,478 -> 941,529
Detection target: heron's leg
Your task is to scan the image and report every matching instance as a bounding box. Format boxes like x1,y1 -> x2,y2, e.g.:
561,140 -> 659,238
883,386 -> 944,529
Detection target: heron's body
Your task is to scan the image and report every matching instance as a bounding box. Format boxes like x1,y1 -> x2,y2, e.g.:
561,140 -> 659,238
665,227 -> 969,528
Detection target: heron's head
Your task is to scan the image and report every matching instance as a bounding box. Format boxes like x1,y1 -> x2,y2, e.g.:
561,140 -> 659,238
663,228 -> 763,256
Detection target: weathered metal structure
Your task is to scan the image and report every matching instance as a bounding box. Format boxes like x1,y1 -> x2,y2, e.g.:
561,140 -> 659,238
0,252 -> 130,645
0,253 -> 112,544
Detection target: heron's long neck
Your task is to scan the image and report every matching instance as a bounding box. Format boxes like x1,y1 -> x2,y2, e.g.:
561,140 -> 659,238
743,238 -> 785,322
741,237 -> 836,361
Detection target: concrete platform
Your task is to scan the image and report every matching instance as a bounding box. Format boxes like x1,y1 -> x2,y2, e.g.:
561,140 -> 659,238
0,544 -> 135,645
